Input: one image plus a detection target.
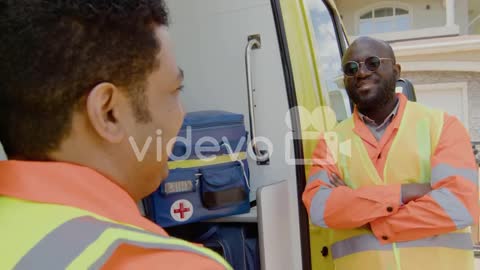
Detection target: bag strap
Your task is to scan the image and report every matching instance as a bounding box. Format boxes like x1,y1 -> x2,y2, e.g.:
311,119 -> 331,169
196,225 -> 220,242
220,142 -> 250,189
220,141 -> 258,208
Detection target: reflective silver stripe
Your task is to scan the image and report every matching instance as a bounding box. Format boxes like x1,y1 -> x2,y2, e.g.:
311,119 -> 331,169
430,188 -> 473,229
397,232 -> 473,249
308,170 -> 330,185
90,238 -> 227,269
332,232 -> 472,260
310,187 -> 332,227
331,234 -> 393,259
14,216 -> 110,270
15,216 -> 226,270
431,163 -> 478,186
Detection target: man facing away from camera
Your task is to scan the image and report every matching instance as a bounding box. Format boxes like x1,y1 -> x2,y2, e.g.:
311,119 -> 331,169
0,1 -> 231,269
303,36 -> 479,270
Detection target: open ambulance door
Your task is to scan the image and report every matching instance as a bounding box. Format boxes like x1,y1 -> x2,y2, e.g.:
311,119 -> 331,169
162,0 -> 350,269
278,0 -> 350,269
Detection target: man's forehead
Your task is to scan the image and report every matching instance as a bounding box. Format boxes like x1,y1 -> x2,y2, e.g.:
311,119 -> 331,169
344,39 -> 392,61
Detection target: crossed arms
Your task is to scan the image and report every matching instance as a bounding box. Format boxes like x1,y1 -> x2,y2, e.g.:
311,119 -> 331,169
302,115 -> 479,244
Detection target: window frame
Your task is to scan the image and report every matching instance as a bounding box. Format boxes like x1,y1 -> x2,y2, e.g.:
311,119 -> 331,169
355,1 -> 413,35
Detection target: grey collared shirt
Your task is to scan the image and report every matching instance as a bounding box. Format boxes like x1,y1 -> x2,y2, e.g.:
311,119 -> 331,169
358,99 -> 400,141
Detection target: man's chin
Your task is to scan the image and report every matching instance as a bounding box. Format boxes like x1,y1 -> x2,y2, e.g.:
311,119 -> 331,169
357,90 -> 384,107
355,95 -> 374,108
147,163 -> 169,192
159,168 -> 169,181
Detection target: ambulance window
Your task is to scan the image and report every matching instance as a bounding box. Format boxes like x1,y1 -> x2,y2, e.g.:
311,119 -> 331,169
304,0 -> 351,122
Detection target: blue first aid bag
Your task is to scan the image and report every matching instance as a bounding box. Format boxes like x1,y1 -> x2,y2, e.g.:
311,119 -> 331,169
143,110 -> 251,227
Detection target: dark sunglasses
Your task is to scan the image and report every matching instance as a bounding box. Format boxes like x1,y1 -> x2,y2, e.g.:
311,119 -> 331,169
342,56 -> 394,76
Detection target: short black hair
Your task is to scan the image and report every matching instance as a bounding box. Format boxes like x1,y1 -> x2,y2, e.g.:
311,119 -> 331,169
0,0 -> 169,160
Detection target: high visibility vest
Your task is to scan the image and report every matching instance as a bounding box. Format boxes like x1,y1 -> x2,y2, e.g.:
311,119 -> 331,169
0,196 -> 232,270
311,101 -> 474,270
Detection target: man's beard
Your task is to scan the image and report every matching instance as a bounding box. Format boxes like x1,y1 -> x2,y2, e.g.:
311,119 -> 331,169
353,77 -> 397,114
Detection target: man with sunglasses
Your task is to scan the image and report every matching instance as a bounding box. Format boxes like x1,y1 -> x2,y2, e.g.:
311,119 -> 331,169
303,37 -> 478,270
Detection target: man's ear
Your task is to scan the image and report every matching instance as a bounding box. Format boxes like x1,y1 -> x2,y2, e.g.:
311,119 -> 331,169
85,83 -> 125,143
394,63 -> 402,80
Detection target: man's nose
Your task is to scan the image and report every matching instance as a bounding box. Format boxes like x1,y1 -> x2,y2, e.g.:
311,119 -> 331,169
356,63 -> 372,78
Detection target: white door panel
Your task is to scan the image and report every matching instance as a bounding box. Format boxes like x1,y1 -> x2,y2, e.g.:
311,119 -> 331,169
415,82 -> 469,128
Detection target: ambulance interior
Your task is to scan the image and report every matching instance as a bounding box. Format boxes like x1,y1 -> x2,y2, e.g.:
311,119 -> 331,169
159,0 -> 350,269
162,1 -> 302,269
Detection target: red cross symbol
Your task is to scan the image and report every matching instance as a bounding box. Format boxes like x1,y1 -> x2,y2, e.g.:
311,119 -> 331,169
173,202 -> 191,219
170,199 -> 193,222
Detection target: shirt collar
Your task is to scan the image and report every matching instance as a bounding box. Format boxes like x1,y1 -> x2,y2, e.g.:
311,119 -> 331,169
358,96 -> 400,129
0,160 -> 167,235
352,93 -> 407,145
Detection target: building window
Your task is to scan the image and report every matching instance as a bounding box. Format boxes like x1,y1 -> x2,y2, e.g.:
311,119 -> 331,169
359,6 -> 411,35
